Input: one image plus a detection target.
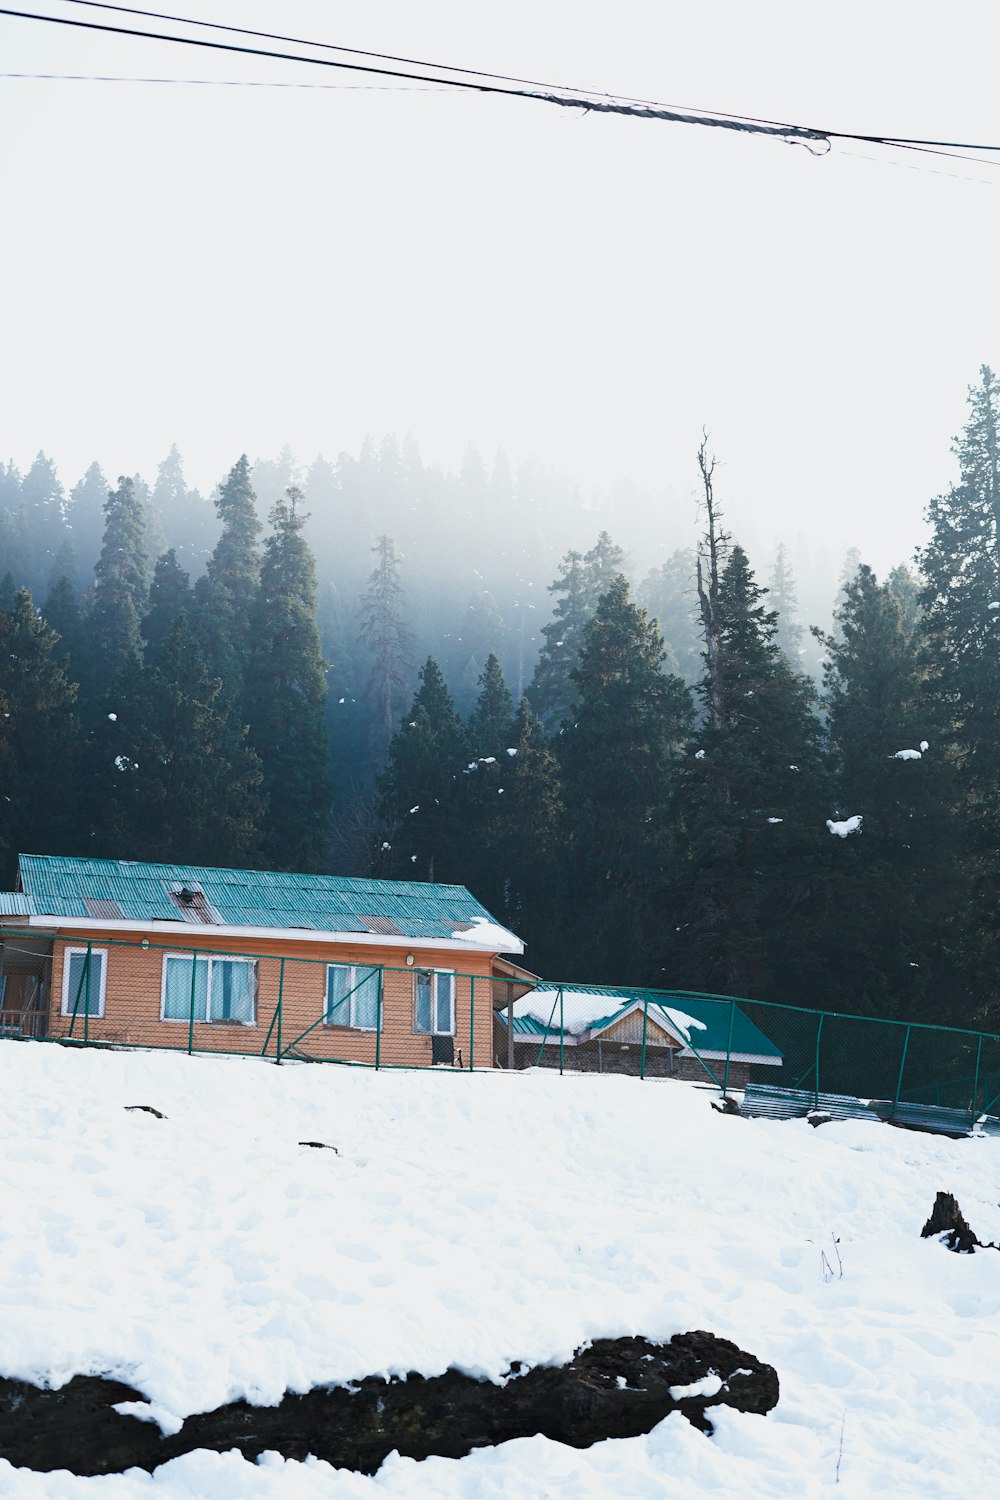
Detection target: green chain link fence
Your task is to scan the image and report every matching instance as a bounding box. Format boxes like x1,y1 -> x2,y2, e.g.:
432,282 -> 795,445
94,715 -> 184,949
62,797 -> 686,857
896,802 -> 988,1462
1,928 -> 998,1129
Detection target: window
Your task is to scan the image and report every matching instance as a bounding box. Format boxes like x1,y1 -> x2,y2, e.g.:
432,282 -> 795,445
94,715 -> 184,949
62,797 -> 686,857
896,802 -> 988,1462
61,947 -> 107,1018
414,970 -> 455,1035
324,964 -> 381,1029
161,954 -> 256,1024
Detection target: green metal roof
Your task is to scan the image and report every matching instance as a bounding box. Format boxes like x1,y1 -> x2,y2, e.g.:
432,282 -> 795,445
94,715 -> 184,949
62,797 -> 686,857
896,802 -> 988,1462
11,855 -> 522,950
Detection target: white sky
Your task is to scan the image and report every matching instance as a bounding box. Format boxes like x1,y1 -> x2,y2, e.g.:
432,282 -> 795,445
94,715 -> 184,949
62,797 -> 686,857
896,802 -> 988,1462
3,0 -> 1000,573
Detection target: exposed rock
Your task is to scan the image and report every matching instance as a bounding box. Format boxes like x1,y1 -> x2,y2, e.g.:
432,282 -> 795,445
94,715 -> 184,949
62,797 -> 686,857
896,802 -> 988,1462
298,1140 -> 339,1151
124,1105 -> 167,1119
921,1191 -> 998,1254
0,1332 -> 778,1477
710,1095 -> 740,1115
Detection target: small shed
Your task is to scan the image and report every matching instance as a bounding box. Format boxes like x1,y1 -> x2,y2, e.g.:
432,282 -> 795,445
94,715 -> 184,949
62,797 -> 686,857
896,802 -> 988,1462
494,986 -> 782,1087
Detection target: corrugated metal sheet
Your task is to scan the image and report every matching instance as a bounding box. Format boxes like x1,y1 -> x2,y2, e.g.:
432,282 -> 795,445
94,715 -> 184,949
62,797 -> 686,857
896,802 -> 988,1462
14,855 -> 520,947
0,893 -> 33,916
82,898 -> 126,920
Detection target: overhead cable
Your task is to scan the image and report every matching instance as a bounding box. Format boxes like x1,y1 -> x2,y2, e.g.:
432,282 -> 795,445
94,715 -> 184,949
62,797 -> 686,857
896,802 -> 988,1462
3,4 -> 1000,162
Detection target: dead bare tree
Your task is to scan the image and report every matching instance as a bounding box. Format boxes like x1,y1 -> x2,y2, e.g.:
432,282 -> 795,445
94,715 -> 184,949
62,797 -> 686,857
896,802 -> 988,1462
694,432 -> 730,731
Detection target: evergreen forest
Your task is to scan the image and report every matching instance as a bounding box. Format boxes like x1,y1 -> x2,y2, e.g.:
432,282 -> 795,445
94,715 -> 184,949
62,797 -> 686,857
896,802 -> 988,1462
3,371 -> 1000,1032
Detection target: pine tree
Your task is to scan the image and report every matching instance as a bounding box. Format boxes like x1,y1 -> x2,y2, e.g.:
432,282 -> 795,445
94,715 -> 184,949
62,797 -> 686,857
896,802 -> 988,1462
637,548 -> 701,681
815,565 -> 959,1019
528,534 -> 627,728
527,549 -> 589,726
92,617 -> 264,865
557,575 -> 693,980
359,535 -> 413,764
584,531 -> 628,601
490,697 -> 562,965
377,658 -> 467,883
452,590 -> 505,715
918,366 -> 1000,1024
468,653 -> 514,754
87,475 -> 150,698
769,543 -> 804,665
247,486 -> 332,871
19,452 -> 66,597
672,541 -> 825,1000
252,446 -> 299,519
193,454 -> 261,703
153,446 -> 214,577
42,575 -> 84,675
835,547 -> 864,619
0,459 -> 21,511
143,550 -> 192,663
457,654 -> 516,903
47,537 -> 78,599
65,462 -> 110,581
887,562 -> 922,644
0,589 -> 80,882
0,511 -> 30,597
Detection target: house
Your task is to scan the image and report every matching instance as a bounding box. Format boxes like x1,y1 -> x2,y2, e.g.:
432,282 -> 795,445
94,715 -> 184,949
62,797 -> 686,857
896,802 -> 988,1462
0,855 -> 525,1068
494,986 -> 782,1088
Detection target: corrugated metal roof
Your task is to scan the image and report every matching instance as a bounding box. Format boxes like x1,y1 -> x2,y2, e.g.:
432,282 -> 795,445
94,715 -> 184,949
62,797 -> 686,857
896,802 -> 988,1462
0,893 -> 33,916
13,855 -> 523,950
592,998 -> 780,1059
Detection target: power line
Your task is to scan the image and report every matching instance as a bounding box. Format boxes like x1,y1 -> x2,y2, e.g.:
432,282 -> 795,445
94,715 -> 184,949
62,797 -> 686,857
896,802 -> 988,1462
4,4 -> 1000,164
0,6 -> 830,145
7,67 -> 990,184
57,0 -> 691,106
46,1 -> 1000,155
0,70 -> 450,90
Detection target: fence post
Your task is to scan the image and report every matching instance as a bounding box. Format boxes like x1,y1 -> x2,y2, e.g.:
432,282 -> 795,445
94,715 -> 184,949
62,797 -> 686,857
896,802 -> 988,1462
722,998 -> 736,1098
534,988 -> 560,1069
813,1012 -> 825,1108
84,940 -> 92,1047
971,1031 -> 983,1124
275,957 -> 285,1064
469,975 -> 475,1071
640,993 -> 649,1080
558,985 -> 565,1076
188,948 -> 199,1055
375,967 -> 383,1070
892,1024 -> 912,1115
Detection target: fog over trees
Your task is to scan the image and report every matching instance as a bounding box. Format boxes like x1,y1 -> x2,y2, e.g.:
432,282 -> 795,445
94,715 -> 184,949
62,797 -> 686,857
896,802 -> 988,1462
3,371 -> 1000,1031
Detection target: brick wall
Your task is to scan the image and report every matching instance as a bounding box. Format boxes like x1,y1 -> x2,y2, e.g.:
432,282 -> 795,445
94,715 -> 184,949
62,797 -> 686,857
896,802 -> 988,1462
502,1034 -> 750,1089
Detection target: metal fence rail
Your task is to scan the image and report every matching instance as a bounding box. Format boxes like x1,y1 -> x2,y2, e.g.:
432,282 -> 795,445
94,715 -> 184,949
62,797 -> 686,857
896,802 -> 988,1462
0,927 -> 998,1128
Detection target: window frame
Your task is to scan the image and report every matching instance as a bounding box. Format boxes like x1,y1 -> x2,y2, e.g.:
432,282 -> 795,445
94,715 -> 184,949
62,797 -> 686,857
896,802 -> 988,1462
60,946 -> 108,1019
323,963 -> 383,1032
159,953 -> 258,1026
414,968 -> 456,1036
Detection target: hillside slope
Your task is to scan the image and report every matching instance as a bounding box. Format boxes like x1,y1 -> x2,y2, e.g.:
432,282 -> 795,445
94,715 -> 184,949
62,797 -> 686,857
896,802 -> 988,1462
0,1044 -> 997,1496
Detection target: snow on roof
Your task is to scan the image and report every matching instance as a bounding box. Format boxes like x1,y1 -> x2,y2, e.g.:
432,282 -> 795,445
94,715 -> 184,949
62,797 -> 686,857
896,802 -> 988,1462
892,749 -> 922,760
516,992 -> 695,1043
507,987 -> 781,1061
450,915 -> 521,951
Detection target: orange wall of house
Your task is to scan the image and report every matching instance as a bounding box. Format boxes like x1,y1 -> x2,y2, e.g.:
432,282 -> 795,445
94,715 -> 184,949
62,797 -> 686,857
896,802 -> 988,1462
46,930 -> 499,1067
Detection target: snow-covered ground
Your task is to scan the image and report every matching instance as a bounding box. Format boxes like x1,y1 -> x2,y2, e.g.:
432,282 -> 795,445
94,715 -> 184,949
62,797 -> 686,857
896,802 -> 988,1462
1,1042 -> 998,1498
